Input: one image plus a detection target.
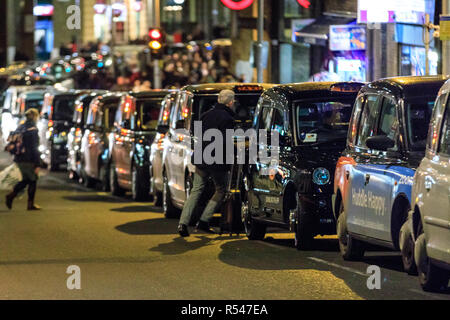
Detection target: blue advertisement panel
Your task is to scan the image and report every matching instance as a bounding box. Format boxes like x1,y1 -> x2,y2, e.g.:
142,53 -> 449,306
329,25 -> 366,51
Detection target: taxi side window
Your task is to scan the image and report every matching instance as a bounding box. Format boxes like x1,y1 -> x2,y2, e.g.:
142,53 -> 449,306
271,108 -> 285,137
257,98 -> 273,131
115,101 -> 123,128
377,97 -> 399,151
94,105 -> 104,129
348,96 -> 365,146
356,95 -> 380,148
427,93 -> 447,151
438,106 -> 450,156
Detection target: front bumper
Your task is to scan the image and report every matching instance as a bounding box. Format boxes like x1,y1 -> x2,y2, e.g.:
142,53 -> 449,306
299,194 -> 336,236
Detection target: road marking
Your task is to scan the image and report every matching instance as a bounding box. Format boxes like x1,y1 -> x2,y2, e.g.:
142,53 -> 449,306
307,257 -> 368,277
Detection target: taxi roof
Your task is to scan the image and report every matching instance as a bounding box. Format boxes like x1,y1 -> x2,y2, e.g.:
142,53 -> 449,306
361,75 -> 449,99
128,89 -> 177,99
265,82 -> 365,100
182,83 -> 276,94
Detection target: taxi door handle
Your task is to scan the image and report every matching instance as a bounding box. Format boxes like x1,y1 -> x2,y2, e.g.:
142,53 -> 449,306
365,174 -> 371,186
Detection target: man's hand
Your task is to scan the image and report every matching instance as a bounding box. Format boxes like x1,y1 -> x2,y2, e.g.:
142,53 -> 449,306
35,167 -> 40,175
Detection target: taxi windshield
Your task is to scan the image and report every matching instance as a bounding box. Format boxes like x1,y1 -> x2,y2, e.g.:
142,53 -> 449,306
138,98 -> 163,131
405,97 -> 436,151
194,94 -> 261,127
295,99 -> 353,144
53,98 -> 75,122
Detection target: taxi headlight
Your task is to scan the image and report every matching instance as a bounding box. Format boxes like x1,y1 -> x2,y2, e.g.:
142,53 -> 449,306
313,168 -> 330,185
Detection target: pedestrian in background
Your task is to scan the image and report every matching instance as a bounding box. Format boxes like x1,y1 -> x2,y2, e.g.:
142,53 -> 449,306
6,109 -> 42,211
177,90 -> 236,237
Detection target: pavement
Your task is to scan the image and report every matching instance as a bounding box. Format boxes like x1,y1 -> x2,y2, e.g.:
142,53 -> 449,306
0,152 -> 448,300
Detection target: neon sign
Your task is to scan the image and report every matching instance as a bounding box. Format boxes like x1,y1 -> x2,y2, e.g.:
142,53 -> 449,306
220,0 -> 254,10
297,0 -> 311,8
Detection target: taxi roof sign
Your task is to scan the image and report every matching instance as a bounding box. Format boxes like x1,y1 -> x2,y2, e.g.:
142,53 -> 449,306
330,82 -> 365,93
235,85 -> 264,92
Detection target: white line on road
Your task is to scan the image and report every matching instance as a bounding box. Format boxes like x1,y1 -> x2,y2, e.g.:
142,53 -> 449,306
307,257 -> 368,277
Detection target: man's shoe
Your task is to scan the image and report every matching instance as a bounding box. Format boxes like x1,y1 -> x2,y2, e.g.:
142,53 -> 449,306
177,224 -> 190,237
5,192 -> 16,210
196,220 -> 215,234
27,202 -> 41,211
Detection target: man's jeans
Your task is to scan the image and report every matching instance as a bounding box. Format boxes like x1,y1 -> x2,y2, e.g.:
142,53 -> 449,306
179,167 -> 229,226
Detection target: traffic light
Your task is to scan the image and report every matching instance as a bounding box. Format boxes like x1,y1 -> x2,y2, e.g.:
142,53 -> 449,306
148,28 -> 165,59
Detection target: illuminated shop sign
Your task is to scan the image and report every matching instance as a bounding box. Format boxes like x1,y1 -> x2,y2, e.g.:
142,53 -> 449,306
329,25 -> 366,51
357,0 -> 435,25
220,0 -> 254,10
33,5 -> 54,16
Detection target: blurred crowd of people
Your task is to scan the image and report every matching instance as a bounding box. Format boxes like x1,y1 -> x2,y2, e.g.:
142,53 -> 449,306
67,39 -> 241,92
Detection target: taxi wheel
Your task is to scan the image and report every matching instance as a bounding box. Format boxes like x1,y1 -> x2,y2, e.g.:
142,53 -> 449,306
132,166 -> 150,202
400,221 -> 417,275
242,199 -> 266,240
294,202 -> 314,250
110,163 -> 125,197
416,233 -> 450,292
49,152 -> 59,172
163,173 -> 181,219
337,203 -> 365,261
99,165 -> 110,192
154,192 -> 163,207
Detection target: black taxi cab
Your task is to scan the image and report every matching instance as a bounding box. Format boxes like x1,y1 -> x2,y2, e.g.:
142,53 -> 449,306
241,82 -> 364,249
162,83 -> 275,219
80,92 -> 124,189
109,90 -> 174,200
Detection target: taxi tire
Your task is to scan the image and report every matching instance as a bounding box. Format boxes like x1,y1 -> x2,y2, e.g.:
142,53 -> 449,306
99,164 -> 110,192
416,233 -> 450,292
337,205 -> 365,261
110,163 -> 125,197
132,166 -> 150,202
294,202 -> 314,250
163,173 -> 181,219
242,200 -> 266,240
400,221 -> 418,275
50,152 -> 59,172
154,192 -> 163,207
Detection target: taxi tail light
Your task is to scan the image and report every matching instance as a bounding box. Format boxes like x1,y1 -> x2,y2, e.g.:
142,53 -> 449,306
157,134 -> 165,151
182,107 -> 190,119
124,96 -> 136,114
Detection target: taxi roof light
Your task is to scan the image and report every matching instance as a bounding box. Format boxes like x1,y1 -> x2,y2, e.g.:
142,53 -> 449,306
330,82 -> 365,93
235,85 -> 264,92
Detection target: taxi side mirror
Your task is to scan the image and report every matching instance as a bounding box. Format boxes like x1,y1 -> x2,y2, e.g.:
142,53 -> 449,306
366,135 -> 395,151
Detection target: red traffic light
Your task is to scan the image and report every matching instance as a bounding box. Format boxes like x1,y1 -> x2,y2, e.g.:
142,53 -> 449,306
149,29 -> 162,40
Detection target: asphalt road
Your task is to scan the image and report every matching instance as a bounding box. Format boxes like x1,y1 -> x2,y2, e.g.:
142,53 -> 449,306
0,152 -> 449,300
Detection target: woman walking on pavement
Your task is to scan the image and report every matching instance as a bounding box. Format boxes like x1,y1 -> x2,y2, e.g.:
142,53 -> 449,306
6,108 -> 42,211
